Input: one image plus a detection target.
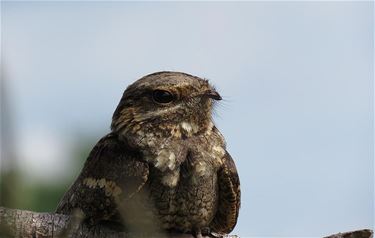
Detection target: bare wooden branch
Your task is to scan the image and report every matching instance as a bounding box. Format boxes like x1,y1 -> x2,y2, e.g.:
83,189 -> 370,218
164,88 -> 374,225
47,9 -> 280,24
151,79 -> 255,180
324,229 -> 373,238
0,206 -> 372,238
0,206 -> 121,238
0,207 -> 238,238
0,207 -> 189,238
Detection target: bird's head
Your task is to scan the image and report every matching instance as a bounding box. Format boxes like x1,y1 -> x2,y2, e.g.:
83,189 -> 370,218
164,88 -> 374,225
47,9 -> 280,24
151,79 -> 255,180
111,71 -> 221,149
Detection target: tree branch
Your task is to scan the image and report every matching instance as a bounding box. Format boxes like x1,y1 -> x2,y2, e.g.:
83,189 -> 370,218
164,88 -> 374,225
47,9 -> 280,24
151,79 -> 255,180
0,206 -> 122,238
0,207 -> 234,238
0,207 -> 188,238
0,207 -> 372,238
324,229 -> 373,238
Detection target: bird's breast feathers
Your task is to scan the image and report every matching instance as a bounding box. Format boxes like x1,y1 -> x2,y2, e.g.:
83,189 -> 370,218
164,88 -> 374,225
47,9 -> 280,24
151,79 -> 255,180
142,121 -> 226,188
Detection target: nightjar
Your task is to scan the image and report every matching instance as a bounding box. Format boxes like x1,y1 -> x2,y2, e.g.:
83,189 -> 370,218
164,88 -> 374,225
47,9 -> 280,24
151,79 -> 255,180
56,71 -> 241,238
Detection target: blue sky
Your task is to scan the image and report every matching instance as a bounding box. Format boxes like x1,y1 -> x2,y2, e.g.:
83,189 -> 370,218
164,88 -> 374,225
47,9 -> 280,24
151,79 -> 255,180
2,1 -> 374,237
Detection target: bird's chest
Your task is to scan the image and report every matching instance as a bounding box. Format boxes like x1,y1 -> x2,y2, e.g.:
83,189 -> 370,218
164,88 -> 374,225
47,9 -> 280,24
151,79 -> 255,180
140,125 -> 227,231
147,148 -> 221,231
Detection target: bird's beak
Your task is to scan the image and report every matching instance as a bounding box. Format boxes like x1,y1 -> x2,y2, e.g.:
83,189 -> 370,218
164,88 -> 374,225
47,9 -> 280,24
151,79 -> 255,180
203,89 -> 222,101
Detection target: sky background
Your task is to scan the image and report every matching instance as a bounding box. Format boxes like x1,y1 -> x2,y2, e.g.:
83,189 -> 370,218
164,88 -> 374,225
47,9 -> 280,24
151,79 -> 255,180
1,1 -> 374,237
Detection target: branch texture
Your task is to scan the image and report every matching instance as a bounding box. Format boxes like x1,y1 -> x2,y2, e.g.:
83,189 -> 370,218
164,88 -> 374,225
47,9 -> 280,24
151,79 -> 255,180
0,206 -> 123,238
0,207 -> 237,238
0,207 -> 372,238
324,229 -> 373,238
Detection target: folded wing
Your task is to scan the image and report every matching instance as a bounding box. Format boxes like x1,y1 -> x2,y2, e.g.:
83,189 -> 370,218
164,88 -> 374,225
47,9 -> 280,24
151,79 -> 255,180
56,133 -> 149,223
210,151 -> 241,234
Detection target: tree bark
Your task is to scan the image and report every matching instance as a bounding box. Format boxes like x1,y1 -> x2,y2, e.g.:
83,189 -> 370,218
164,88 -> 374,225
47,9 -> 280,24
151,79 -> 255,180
0,207 -> 237,238
0,206 -> 121,238
0,207 -> 372,238
324,229 -> 373,238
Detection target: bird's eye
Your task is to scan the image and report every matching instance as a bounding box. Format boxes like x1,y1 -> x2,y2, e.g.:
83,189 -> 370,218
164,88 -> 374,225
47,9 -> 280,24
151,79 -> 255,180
152,90 -> 175,104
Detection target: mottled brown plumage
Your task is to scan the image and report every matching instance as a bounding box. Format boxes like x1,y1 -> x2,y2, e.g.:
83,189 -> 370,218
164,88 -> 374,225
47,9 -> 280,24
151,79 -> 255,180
56,71 -> 241,237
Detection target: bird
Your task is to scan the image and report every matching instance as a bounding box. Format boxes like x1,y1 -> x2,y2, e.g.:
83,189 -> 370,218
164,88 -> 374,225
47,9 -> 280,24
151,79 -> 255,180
56,71 -> 240,238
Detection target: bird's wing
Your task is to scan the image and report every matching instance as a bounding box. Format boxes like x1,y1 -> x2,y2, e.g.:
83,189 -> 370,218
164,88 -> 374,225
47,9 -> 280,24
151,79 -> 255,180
55,133 -> 149,222
210,151 -> 241,234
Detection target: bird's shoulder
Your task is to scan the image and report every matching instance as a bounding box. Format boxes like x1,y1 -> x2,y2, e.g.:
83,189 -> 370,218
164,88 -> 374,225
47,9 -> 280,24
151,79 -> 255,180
56,133 -> 149,219
82,132 -> 148,178
81,132 -> 149,194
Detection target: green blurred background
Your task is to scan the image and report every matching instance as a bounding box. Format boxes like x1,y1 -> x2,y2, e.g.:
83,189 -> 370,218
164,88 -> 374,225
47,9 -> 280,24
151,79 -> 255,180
0,136 -> 95,212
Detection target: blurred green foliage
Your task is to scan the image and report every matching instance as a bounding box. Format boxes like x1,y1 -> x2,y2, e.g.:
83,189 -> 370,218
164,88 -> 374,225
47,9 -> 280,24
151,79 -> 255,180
0,171 -> 68,212
0,136 -> 97,212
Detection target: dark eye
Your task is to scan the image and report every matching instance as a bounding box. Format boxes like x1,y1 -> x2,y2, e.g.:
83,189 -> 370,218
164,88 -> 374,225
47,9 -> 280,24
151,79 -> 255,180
152,90 -> 175,104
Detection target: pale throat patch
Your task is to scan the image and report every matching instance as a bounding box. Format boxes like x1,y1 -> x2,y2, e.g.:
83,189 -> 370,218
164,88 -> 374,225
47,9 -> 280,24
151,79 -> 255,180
155,149 -> 177,171
152,149 -> 180,187
180,121 -> 198,135
142,120 -> 224,188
